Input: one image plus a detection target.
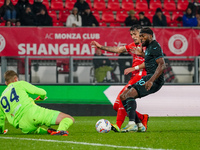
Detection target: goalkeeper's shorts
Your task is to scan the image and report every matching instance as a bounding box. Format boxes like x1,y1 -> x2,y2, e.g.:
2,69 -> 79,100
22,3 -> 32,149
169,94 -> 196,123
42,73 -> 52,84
18,105 -> 60,134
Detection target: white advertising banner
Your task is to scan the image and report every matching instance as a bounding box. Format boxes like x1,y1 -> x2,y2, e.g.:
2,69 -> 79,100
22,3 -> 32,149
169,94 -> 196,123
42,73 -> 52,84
104,85 -> 200,116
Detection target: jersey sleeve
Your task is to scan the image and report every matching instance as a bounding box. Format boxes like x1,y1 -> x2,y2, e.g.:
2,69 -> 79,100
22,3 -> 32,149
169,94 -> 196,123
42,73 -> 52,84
21,81 -> 47,99
150,44 -> 164,60
125,42 -> 136,52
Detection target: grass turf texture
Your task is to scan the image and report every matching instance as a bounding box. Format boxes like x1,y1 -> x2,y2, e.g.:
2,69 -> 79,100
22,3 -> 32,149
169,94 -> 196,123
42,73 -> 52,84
0,116 -> 200,150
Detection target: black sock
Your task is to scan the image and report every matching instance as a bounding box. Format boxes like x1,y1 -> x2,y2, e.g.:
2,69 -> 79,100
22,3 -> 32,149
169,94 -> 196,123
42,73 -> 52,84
135,113 -> 141,124
122,100 -> 127,110
126,97 -> 137,122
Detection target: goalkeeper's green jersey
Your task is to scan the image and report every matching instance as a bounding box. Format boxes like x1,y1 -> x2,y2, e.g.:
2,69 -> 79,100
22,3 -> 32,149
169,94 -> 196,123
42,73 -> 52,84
0,81 -> 46,128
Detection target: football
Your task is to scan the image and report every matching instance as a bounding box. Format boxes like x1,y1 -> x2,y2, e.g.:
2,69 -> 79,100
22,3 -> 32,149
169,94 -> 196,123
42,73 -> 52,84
95,119 -> 111,133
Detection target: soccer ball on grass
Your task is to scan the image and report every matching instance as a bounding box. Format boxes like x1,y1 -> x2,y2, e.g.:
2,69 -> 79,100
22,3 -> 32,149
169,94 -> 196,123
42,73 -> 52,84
95,119 -> 111,133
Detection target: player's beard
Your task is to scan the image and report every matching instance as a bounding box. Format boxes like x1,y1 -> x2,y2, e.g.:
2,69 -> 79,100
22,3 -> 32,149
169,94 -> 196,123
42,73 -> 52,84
142,39 -> 150,47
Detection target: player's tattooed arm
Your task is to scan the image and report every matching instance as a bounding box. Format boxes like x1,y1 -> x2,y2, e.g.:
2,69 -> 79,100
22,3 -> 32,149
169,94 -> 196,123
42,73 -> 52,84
100,45 -> 126,53
90,41 -> 126,53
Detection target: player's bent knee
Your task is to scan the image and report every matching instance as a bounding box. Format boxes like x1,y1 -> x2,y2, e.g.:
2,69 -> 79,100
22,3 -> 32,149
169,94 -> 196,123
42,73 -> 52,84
56,112 -> 75,124
68,115 -> 75,123
113,101 -> 119,111
120,93 -> 126,101
63,113 -> 75,123
127,88 -> 138,99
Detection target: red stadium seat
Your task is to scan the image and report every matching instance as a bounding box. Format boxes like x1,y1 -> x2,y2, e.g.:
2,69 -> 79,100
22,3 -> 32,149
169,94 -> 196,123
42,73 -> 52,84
121,1 -> 134,11
50,0 -> 64,11
0,0 -> 4,7
163,11 -> 171,23
42,0 -> 48,3
177,0 -> 188,2
65,0 -> 76,10
122,0 -> 134,3
0,22 -> 5,26
169,22 -> 178,27
144,11 -> 154,23
92,11 -> 101,22
93,0 -> 105,3
116,11 -> 128,22
53,22 -> 64,26
11,0 -> 18,5
93,2 -> 106,11
109,22 -> 121,26
107,0 -> 121,11
177,0 -> 189,11
99,22 -> 107,26
59,10 -> 70,22
135,1 -> 148,11
107,0 -> 119,2
163,0 -> 176,11
29,0 -> 34,4
42,0 -> 50,10
149,0 -> 162,11
85,0 -> 92,9
172,11 -> 183,22
102,11 -> 115,22
48,10 -> 58,22
136,0 -> 146,2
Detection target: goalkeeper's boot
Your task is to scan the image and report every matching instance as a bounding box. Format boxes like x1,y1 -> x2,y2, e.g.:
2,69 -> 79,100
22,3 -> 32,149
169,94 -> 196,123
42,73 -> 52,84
141,114 -> 149,130
111,124 -> 120,132
51,130 -> 69,136
137,123 -> 146,132
47,128 -> 57,134
121,123 -> 138,133
3,129 -> 8,134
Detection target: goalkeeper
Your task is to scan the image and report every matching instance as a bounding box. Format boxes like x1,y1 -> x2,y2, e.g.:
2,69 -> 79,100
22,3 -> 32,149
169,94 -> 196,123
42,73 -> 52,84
0,70 -> 74,136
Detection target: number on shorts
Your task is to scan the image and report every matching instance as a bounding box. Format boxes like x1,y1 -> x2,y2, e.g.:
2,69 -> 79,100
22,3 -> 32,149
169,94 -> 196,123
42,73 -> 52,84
137,79 -> 145,86
0,88 -> 19,113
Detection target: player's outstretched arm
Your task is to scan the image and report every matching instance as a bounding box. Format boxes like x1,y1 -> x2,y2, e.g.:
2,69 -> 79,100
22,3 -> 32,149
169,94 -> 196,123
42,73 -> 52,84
145,57 -> 165,91
124,62 -> 145,75
22,81 -> 47,100
91,41 -> 126,53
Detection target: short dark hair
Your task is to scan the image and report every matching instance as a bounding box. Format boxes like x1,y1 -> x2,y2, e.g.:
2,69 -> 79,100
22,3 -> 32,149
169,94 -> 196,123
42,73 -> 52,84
140,27 -> 153,36
130,24 -> 142,31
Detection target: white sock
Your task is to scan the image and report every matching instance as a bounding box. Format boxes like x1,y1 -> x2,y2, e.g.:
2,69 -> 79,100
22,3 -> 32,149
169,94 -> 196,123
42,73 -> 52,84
128,121 -> 136,125
137,123 -> 143,127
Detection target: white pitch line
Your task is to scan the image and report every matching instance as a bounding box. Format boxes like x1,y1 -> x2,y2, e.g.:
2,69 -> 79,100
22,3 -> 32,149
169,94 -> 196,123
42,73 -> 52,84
0,136 -> 169,150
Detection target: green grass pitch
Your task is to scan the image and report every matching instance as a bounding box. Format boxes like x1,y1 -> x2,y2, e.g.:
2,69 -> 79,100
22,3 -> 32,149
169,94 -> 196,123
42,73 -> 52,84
0,116 -> 200,150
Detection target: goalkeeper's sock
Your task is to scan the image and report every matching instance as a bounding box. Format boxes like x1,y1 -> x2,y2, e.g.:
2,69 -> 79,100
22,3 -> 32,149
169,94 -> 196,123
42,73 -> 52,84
34,127 -> 47,134
57,118 -> 73,131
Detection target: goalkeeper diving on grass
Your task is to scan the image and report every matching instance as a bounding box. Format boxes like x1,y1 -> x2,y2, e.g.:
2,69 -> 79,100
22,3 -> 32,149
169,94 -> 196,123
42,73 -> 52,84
0,70 -> 74,136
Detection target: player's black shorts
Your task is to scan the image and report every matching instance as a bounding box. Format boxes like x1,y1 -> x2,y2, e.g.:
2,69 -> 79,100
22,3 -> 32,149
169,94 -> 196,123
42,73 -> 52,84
131,74 -> 163,98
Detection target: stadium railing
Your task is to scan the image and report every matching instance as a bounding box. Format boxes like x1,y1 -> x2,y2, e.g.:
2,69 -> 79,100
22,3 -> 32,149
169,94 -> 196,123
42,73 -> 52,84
1,56 -> 199,84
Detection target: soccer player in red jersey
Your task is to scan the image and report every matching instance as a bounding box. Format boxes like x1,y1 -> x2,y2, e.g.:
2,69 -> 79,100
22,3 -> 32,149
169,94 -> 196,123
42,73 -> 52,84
91,25 -> 149,132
